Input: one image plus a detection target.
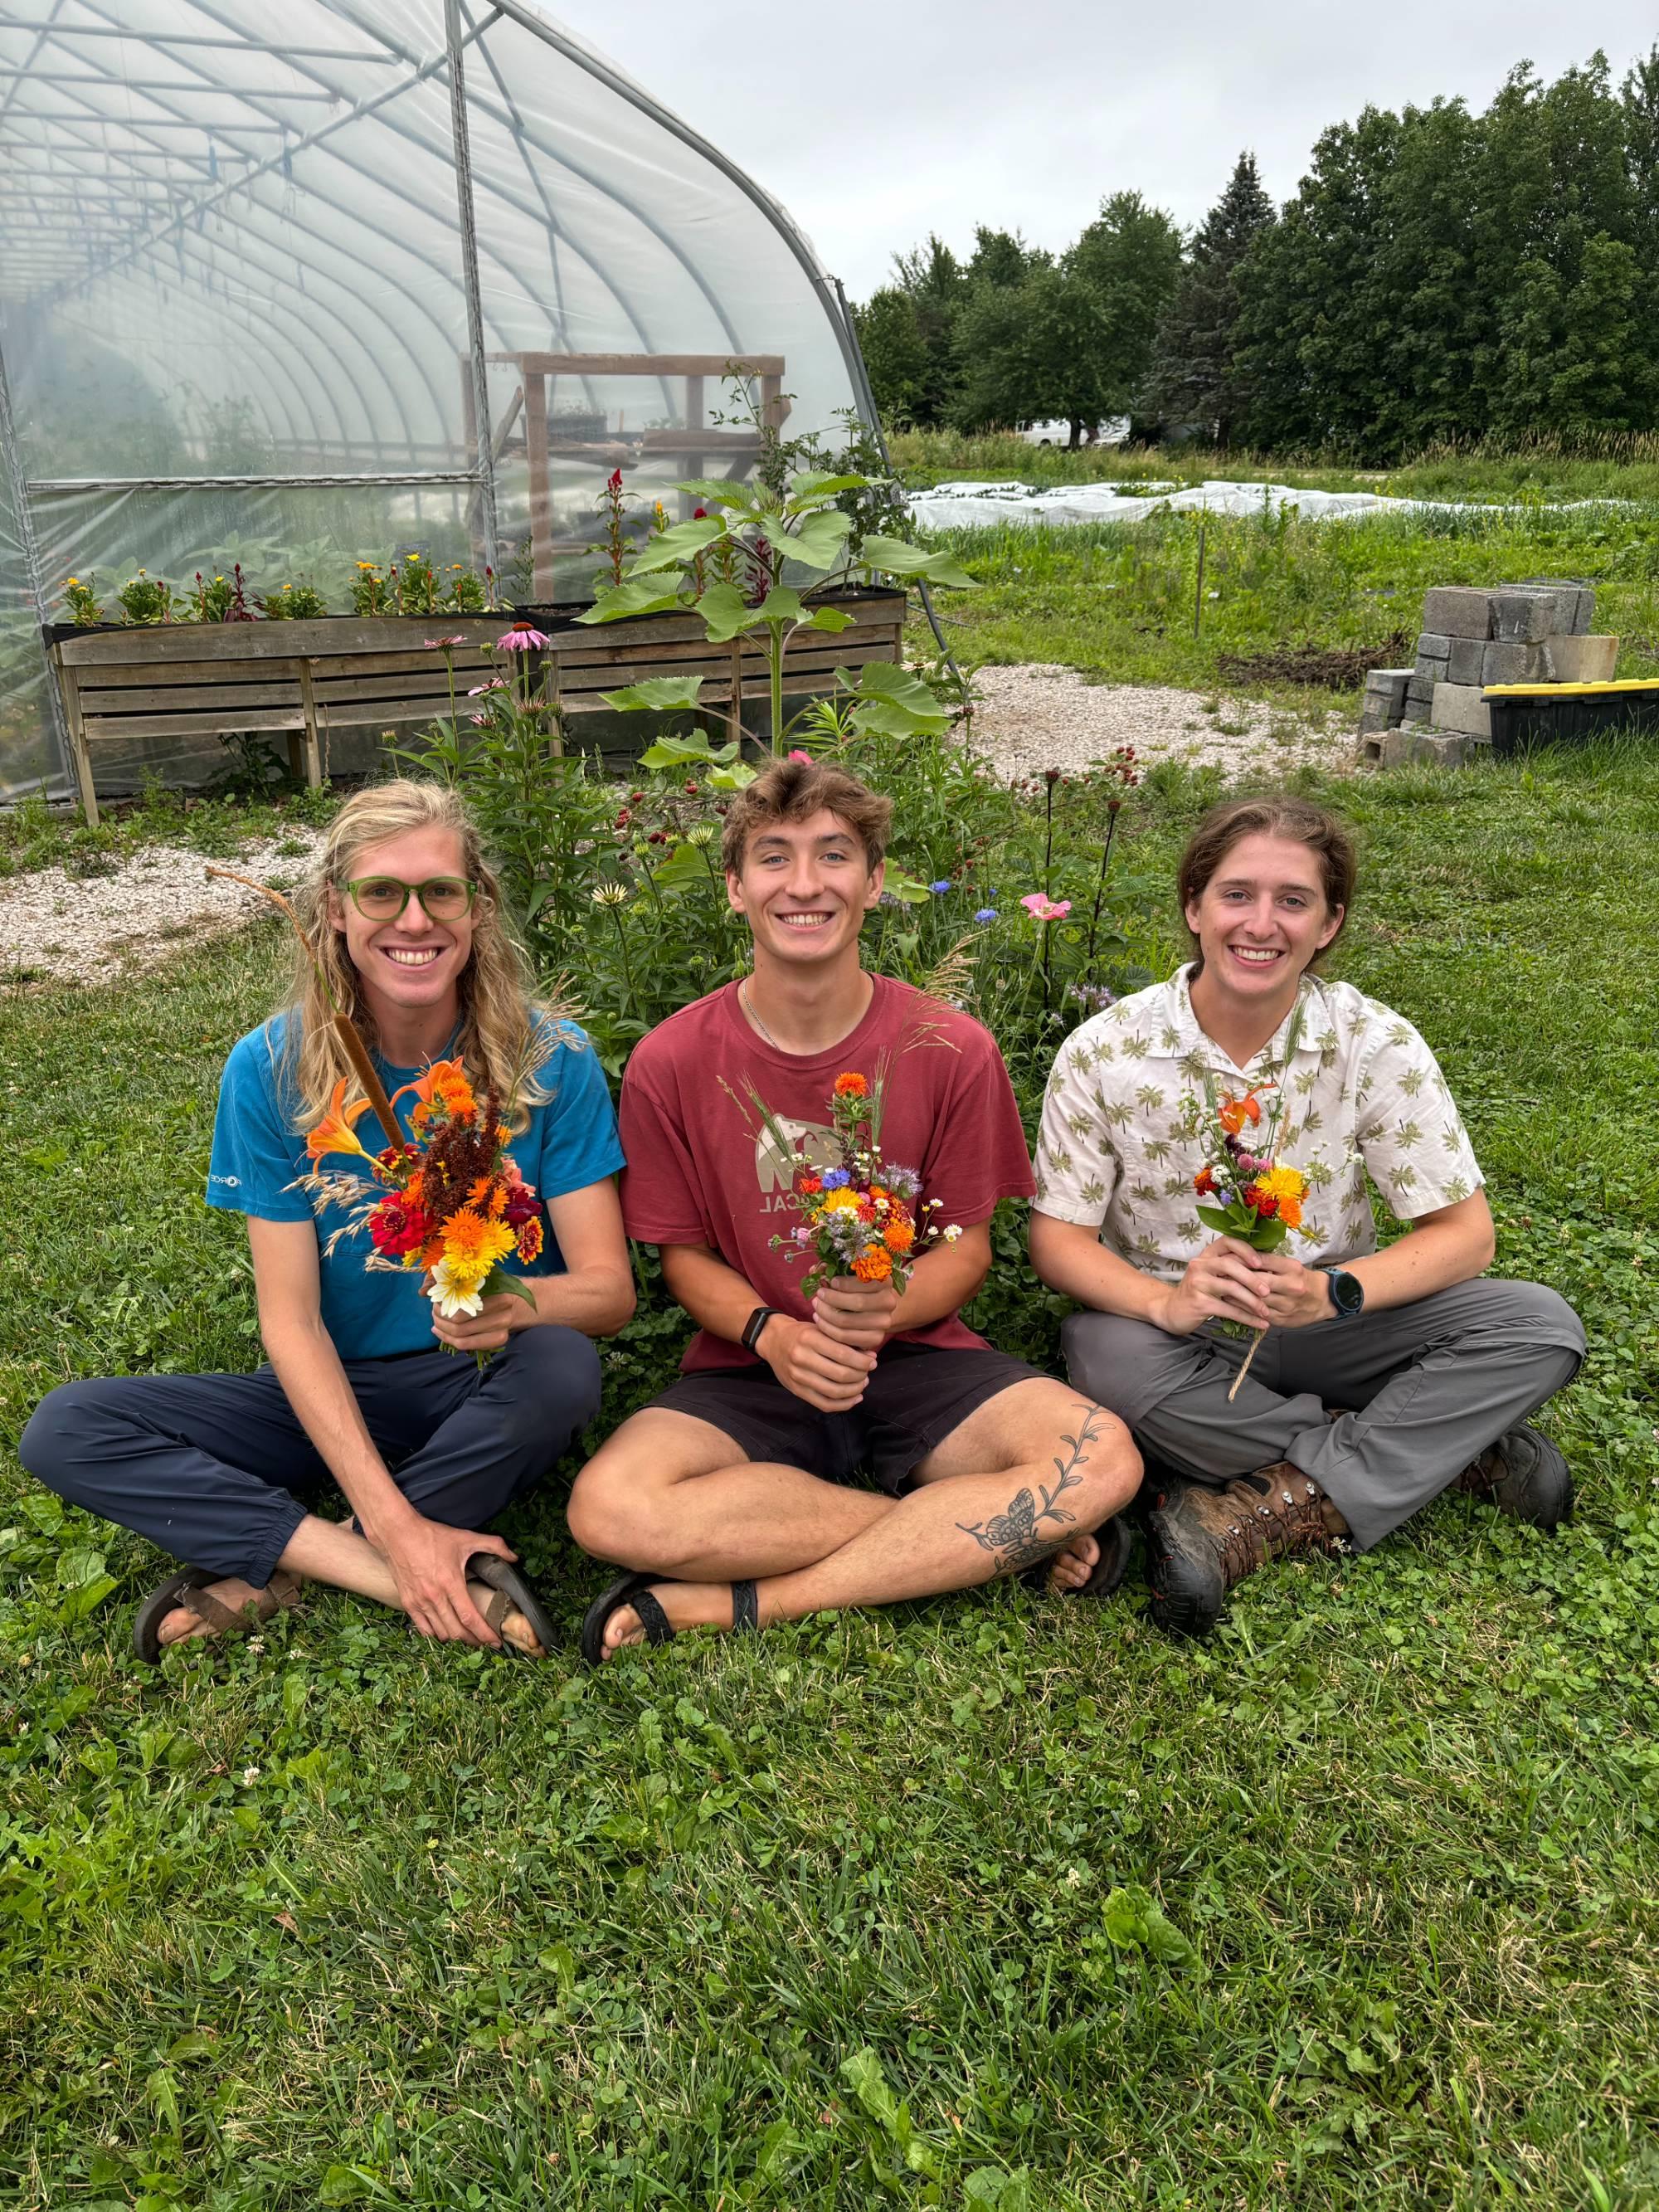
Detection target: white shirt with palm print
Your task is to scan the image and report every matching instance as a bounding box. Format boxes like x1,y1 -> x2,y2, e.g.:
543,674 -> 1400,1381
1031,964 -> 1484,1283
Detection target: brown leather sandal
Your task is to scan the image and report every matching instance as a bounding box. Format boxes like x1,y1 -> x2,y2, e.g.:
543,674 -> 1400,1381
133,1565 -> 301,1665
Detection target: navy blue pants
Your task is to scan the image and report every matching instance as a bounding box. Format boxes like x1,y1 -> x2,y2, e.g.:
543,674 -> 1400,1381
19,1326 -> 601,1590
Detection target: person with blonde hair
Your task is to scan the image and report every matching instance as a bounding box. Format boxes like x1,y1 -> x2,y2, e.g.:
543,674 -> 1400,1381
22,779 -> 632,1663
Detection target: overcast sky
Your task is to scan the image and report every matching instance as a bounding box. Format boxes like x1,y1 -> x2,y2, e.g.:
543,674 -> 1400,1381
586,2 -> 1659,298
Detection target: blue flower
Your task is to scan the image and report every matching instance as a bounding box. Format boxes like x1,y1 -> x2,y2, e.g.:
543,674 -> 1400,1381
975,907 -> 998,923
820,1167 -> 851,1190
929,879 -> 952,894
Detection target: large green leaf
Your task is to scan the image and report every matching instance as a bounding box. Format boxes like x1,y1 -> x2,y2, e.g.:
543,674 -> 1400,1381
754,586 -> 805,626
798,604 -> 855,634
649,840 -> 716,893
673,477 -> 756,509
787,469 -> 870,504
574,576 -> 685,624
695,581 -> 762,642
761,507 -> 851,573
597,675 -> 705,713
637,730 -> 739,768
709,761 -> 759,790
858,534 -> 980,589
878,860 -> 933,905
623,514 -> 726,575
840,658 -> 951,738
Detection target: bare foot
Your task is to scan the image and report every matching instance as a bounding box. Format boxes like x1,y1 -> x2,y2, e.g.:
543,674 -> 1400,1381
466,1580 -> 543,1656
158,1576 -> 270,1646
602,1579 -> 734,1657
1044,1530 -> 1101,1594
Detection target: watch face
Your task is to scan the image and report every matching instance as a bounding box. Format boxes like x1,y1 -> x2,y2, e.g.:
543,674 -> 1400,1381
1331,1269 -> 1363,1313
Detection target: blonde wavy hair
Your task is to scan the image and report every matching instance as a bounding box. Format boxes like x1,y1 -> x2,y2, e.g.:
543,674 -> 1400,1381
280,780 -> 548,1136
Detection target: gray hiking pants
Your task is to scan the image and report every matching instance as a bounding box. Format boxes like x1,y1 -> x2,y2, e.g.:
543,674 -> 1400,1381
1061,1278 -> 1584,1552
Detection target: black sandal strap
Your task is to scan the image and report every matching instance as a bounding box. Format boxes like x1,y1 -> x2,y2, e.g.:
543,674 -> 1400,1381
731,1579 -> 759,1634
630,1586 -> 675,1645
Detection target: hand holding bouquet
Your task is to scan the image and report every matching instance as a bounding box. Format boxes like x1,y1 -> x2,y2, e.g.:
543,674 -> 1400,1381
1192,1078 -> 1311,1401
750,1069 -> 961,1303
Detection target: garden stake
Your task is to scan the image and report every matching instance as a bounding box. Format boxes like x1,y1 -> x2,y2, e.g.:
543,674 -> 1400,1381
1194,519 -> 1207,641
1085,801 -> 1123,973
204,867 -> 401,1152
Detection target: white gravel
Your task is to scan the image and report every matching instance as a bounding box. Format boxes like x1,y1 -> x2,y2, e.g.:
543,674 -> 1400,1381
969,663 -> 1351,781
2,666 -> 1355,989
0,830 -> 324,987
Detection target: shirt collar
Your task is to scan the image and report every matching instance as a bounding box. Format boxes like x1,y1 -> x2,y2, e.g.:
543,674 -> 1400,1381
1163,962 -> 1326,1077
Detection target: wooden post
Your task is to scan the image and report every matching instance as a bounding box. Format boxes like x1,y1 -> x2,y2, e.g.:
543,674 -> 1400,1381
295,660 -> 324,788
682,373 -> 705,519
760,372 -> 786,433
728,639 -> 745,748
58,660 -> 98,826
523,364 -> 552,600
546,650 -> 563,759
1193,519 -> 1207,642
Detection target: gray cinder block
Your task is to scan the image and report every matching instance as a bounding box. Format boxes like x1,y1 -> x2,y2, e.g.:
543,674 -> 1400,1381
1548,634 -> 1617,682
1415,631 -> 1452,660
1522,578 -> 1593,635
1420,587 -> 1495,639
1359,668 -> 1411,733
1429,681 -> 1491,738
1447,636 -> 1486,685
1494,589 -> 1574,642
1401,675 -> 1433,724
1483,639 -> 1554,685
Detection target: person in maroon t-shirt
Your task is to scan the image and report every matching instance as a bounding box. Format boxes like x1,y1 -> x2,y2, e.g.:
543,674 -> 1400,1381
569,759 -> 1141,1661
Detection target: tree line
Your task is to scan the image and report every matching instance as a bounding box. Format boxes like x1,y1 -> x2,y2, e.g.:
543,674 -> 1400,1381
854,51 -> 1659,460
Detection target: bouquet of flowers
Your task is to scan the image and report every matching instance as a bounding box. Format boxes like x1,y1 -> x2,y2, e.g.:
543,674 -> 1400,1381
1192,1077 -> 1311,1401
301,1058 -> 543,1352
747,1068 -> 961,1301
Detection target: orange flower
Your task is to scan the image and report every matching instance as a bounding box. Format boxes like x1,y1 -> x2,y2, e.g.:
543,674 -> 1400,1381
883,1216 -> 915,1255
796,1174 -> 823,1196
834,1072 -> 868,1098
390,1057 -> 476,1130
1194,1166 -> 1217,1194
1277,1196 -> 1302,1230
306,1079 -> 374,1162
1217,1089 -> 1266,1138
852,1245 -> 893,1281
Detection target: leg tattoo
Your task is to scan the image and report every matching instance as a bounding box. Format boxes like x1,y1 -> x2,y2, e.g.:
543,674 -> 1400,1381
956,1405 -> 1109,1575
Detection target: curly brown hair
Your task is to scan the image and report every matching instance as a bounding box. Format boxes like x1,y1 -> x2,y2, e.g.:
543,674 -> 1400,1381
1176,796 -> 1357,976
720,758 -> 893,877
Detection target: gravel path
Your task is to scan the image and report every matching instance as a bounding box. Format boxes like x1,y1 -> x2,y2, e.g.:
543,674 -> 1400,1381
968,664 -> 1352,781
2,668 -> 1355,988
1,830 -> 324,987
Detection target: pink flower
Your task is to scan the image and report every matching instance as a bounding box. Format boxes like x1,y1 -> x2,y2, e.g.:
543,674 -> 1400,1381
466,678 -> 507,696
1021,893 -> 1073,923
788,749 -> 813,764
497,625 -> 548,652
469,713 -> 488,726
425,634 -> 466,649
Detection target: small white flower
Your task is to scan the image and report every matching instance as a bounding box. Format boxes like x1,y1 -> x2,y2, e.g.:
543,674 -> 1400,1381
426,1259 -> 484,1318
241,1766 -> 260,1786
942,1223 -> 963,1243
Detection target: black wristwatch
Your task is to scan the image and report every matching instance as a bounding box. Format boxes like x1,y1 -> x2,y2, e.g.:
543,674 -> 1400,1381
742,1304 -> 781,1352
1322,1267 -> 1365,1319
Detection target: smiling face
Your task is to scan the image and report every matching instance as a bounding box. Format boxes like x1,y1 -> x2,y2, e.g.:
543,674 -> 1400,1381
1184,831 -> 1344,1005
325,823 -> 475,1035
725,807 -> 884,971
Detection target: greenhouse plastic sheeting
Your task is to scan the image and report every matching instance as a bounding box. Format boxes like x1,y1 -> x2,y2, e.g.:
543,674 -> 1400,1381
903,478 -> 1624,530
0,0 -> 870,801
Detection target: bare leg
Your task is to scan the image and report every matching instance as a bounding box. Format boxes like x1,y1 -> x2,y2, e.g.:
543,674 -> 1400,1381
596,1382 -> 1139,1655
157,1514 -> 542,1654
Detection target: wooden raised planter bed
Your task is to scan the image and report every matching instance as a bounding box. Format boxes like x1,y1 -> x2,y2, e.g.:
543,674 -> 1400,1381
48,586 -> 907,826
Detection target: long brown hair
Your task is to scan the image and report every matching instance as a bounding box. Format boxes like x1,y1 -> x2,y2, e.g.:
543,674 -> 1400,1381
279,780 -> 547,1134
1176,797 -> 1357,977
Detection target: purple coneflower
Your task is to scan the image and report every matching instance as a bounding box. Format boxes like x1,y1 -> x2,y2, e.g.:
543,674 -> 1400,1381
497,625 -> 549,652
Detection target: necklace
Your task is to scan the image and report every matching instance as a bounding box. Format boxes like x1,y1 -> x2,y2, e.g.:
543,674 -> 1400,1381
739,978 -> 781,1049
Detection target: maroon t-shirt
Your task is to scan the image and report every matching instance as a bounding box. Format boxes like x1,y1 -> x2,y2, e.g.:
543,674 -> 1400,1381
620,975 -> 1036,1372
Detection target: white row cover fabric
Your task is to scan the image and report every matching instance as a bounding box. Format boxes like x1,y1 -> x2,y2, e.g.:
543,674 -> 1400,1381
0,0 -> 868,800
904,479 -> 1620,531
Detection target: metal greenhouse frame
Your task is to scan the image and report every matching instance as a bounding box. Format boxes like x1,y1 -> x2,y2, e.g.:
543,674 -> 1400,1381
0,0 -> 889,800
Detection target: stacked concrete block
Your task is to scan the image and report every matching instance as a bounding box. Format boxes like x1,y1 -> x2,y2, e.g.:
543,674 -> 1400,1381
1360,667 -> 1413,733
1359,575 -> 1609,768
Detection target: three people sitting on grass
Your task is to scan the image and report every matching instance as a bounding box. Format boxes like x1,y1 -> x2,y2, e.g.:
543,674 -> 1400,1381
19,771 -> 1585,1664
22,780 -> 632,1662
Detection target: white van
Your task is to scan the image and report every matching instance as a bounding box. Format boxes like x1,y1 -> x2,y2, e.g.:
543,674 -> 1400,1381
1015,416 -> 1131,446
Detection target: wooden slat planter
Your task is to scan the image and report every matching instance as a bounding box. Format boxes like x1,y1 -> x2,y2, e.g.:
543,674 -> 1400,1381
48,588 -> 907,825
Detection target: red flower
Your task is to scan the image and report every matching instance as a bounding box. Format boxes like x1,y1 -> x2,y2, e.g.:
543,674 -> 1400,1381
607,468 -> 622,492
368,1195 -> 431,1258
796,1174 -> 823,1196
1194,1167 -> 1216,1195
1245,1187 -> 1277,1218
516,1218 -> 544,1265
833,1072 -> 868,1098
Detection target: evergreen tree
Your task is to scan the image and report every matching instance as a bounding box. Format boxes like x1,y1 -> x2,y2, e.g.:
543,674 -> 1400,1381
886,234 -> 966,426
1145,152 -> 1275,443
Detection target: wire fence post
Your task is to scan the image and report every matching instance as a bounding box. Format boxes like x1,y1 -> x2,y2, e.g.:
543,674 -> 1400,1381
1193,516 -> 1207,642
445,0 -> 499,580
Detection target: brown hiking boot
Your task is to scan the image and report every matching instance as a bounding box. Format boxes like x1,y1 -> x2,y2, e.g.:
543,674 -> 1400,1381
1141,1462 -> 1336,1639
1456,1425 -> 1574,1531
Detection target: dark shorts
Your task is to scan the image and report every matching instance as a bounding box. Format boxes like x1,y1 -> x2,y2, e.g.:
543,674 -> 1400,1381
648,1342 -> 1047,1495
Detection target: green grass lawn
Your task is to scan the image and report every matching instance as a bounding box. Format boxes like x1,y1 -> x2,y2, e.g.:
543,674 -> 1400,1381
3,747 -> 1659,2209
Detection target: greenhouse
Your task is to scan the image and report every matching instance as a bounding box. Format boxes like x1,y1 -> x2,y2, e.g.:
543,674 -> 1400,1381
0,0 -> 877,805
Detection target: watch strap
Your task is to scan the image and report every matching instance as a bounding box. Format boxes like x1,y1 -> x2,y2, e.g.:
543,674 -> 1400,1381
741,1304 -> 779,1352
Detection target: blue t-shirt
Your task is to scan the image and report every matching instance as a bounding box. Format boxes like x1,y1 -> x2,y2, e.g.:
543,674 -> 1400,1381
206,1010 -> 625,1359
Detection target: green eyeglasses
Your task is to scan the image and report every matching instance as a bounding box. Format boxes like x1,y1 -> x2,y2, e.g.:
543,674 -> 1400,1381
343,875 -> 478,922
